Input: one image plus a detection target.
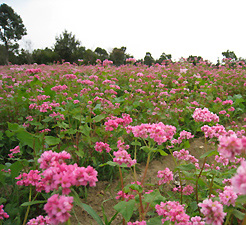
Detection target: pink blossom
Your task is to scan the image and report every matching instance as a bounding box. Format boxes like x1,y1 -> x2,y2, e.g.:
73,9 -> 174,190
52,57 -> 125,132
44,194 -> 73,225
219,186 -> 237,206
116,191 -> 134,201
192,108 -> 219,123
27,215 -> 51,225
0,205 -> 9,220
231,160 -> 246,195
155,201 -> 190,224
198,199 -> 226,225
190,216 -> 205,225
157,168 -> 173,185
16,170 -> 41,187
113,150 -> 136,167
94,142 -> 111,153
218,135 -> 243,160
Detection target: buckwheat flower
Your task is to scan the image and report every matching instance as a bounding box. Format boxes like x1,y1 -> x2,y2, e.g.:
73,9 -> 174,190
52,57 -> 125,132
155,201 -> 190,224
231,160 -> 246,195
192,108 -> 219,123
8,145 -> 20,158
157,168 -> 173,185
218,135 -> 243,160
113,150 -> 136,167
198,199 -> 226,225
27,215 -> 50,225
73,100 -> 79,104
0,205 -> 9,220
38,150 -> 71,169
94,142 -> 111,153
190,216 -> 205,225
44,194 -> 73,225
16,170 -> 41,187
219,186 -> 237,206
127,221 -> 146,225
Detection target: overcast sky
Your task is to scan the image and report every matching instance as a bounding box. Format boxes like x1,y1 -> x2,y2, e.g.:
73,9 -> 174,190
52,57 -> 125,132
2,0 -> 246,63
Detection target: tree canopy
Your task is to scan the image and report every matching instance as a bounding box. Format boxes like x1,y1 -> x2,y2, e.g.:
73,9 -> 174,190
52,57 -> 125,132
0,3 -> 27,64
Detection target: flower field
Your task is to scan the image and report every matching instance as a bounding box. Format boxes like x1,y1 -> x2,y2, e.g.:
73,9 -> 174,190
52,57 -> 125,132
0,59 -> 246,224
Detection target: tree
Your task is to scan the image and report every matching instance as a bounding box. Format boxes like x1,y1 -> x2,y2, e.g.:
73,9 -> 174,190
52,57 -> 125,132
109,47 -> 127,66
32,48 -> 59,64
144,52 -> 155,66
156,52 -> 172,64
187,55 -> 202,66
222,50 -> 237,60
0,3 -> 27,64
54,30 -> 81,62
94,47 -> 108,61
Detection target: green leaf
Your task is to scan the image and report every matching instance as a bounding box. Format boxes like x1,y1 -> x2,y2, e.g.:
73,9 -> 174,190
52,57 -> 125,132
10,161 -> 24,178
45,136 -> 60,146
21,200 -> 47,207
92,114 -> 105,123
72,189 -> 104,225
113,199 -> 135,222
200,150 -> 218,159
131,140 -> 141,146
147,216 -> 163,225
79,124 -> 91,136
232,209 -> 245,220
143,189 -> 166,207
123,184 -> 143,193
236,195 -> 246,204
157,149 -> 168,156
177,163 -> 196,171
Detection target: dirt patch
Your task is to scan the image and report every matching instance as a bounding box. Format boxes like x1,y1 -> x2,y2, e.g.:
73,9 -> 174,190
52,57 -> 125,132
70,137 -> 213,225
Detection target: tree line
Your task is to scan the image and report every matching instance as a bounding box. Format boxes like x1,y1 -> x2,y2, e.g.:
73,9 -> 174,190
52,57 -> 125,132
0,3 -> 243,66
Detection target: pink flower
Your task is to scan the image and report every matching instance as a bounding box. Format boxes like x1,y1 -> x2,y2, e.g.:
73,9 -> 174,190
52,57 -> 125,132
157,168 -> 173,185
44,194 -> 73,225
192,108 -> 219,123
73,100 -> 80,104
190,216 -> 205,225
113,150 -> 136,167
8,145 -> 20,158
231,160 -> 246,195
94,142 -> 111,153
155,201 -> 190,224
27,215 -> 50,225
198,199 -> 226,225
219,186 -> 237,206
0,205 -> 9,220
16,170 -> 41,187
218,135 -> 243,160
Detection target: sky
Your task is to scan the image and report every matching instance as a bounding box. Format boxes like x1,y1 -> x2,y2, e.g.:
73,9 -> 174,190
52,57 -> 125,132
2,0 -> 246,63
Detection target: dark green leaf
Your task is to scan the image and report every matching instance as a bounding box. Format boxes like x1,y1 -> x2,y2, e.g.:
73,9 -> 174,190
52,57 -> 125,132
147,216 -> 163,225
200,150 -> 218,159
177,163 -> 196,171
232,209 -> 245,220
45,136 -> 60,146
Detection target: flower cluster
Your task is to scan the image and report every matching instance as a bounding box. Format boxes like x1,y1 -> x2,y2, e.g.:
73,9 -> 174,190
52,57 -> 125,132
43,194 -> 73,225
198,199 -> 226,225
0,205 -> 9,220
127,122 -> 176,145
173,149 -> 198,164
201,124 -> 227,139
157,168 -> 173,185
192,108 -> 219,123
113,150 -> 136,167
219,186 -> 237,206
105,114 -> 132,131
171,130 -> 194,144
155,201 -> 190,224
218,135 -> 245,160
231,160 -> 246,195
173,185 -> 194,195
8,145 -> 20,158
94,141 -> 111,153
27,215 -> 50,225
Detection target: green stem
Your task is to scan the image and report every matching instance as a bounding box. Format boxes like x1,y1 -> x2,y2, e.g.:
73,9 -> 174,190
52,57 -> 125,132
224,210 -> 232,225
22,187 -> 32,225
118,167 -> 126,225
66,218 -> 71,225
208,174 -> 215,198
141,153 -> 151,185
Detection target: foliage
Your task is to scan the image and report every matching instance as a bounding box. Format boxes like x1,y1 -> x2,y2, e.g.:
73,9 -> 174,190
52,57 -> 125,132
0,3 -> 27,64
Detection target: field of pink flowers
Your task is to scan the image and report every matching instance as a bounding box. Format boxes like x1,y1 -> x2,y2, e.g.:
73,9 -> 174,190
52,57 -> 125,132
0,59 -> 246,225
